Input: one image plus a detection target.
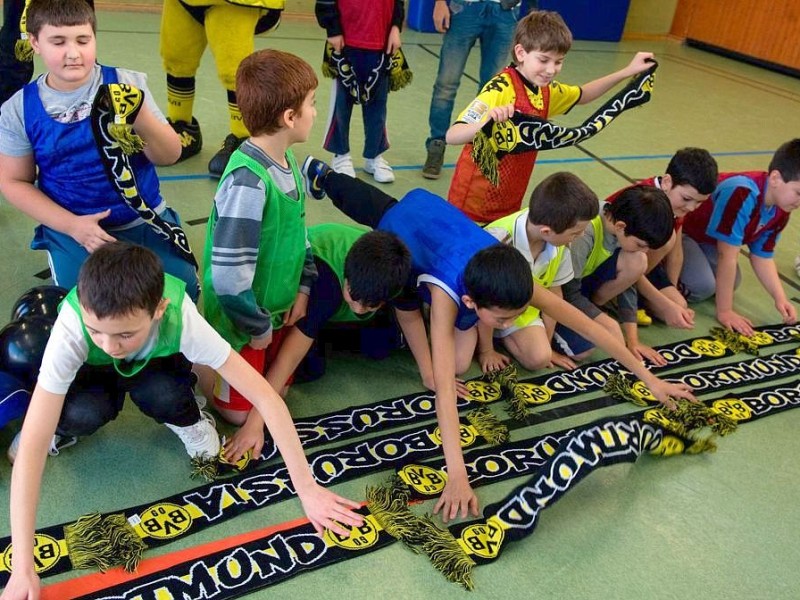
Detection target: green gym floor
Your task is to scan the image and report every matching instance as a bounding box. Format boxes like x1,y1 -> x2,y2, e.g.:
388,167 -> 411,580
2,8 -> 800,600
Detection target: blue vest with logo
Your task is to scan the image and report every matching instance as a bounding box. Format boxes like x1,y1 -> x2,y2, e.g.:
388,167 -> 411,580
23,65 -> 162,227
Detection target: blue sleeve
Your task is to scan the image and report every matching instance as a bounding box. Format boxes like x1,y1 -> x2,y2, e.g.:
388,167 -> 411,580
704,180 -> 758,248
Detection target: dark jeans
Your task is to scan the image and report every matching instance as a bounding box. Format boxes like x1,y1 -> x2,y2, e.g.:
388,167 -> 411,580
57,354 -> 200,437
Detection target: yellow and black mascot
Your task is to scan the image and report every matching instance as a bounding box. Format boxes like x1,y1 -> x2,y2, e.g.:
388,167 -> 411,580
160,0 -> 283,177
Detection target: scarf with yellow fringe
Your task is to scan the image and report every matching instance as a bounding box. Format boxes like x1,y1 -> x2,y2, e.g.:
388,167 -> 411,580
473,61 -> 658,186
90,83 -> 197,268
321,42 -> 412,104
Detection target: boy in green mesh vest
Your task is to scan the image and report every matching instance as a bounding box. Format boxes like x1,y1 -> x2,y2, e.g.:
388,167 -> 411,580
224,222 -> 413,463
202,49 -> 319,426
4,242 -> 362,599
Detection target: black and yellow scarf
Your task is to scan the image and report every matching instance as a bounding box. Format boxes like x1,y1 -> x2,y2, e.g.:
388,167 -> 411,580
473,62 -> 658,186
321,42 -> 412,104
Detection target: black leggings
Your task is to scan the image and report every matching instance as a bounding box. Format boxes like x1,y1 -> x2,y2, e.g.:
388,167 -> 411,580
57,354 -> 200,437
324,171 -> 398,228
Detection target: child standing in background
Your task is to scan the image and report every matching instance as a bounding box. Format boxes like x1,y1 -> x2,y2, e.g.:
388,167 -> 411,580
446,10 -> 655,223
315,0 -> 404,183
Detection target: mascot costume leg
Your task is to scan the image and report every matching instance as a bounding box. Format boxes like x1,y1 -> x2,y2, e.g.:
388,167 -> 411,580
160,0 -> 283,178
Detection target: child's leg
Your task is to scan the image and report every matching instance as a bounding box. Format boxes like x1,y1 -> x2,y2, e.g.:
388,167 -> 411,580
323,79 -> 355,157
679,237 -> 741,302
589,249 -> 648,306
116,212 -> 201,303
57,364 -> 124,437
31,225 -> 88,290
126,355 -> 200,427
360,67 -> 390,160
213,344 -> 265,425
500,322 -> 552,371
553,313 -> 623,362
323,171 -> 398,228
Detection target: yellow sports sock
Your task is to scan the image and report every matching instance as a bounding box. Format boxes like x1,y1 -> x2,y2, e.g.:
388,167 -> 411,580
166,75 -> 195,123
228,97 -> 248,138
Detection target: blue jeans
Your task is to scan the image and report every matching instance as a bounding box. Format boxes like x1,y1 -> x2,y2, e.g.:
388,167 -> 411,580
426,0 -> 520,146
31,207 -> 200,302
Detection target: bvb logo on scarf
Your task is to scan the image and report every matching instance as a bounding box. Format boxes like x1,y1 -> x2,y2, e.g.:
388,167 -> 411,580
472,61 -> 658,186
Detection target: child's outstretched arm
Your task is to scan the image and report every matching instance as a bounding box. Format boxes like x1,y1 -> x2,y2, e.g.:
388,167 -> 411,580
750,253 -> 798,324
0,153 -> 116,252
4,386 -> 66,600
532,284 -> 695,408
428,286 -> 479,522
217,349 -> 363,536
578,52 -> 655,105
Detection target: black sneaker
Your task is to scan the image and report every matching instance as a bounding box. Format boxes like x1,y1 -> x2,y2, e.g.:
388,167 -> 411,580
208,134 -> 247,178
301,155 -> 332,200
168,117 -> 202,162
422,139 -> 446,180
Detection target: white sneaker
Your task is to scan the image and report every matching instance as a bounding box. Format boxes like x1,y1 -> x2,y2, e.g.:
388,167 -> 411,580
795,254 -> 800,278
331,153 -> 356,177
364,155 -> 395,183
165,410 -> 220,459
7,432 -> 78,464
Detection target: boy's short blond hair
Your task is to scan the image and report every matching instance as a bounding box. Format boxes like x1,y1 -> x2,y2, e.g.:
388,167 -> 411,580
27,0 -> 96,37
236,49 -> 318,136
512,10 -> 572,62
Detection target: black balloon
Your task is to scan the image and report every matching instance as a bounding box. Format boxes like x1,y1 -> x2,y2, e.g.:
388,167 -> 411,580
0,316 -> 54,387
11,285 -> 68,323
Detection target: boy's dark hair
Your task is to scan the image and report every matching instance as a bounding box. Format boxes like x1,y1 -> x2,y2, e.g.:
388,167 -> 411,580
768,138 -> 800,183
77,242 -> 165,319
527,172 -> 599,232
512,10 -> 572,61
27,0 -> 96,37
666,148 -> 718,194
464,245 -> 532,310
345,231 -> 411,307
604,185 -> 674,249
236,49 -> 318,136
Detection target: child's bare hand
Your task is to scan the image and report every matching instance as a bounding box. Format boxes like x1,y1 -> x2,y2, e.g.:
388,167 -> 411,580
224,419 -> 265,463
249,330 -> 272,350
386,26 -> 401,54
628,342 -> 667,367
284,293 -> 309,326
69,209 -> 116,252
434,476 -> 479,523
627,51 -> 656,75
327,35 -> 344,53
487,103 -> 515,124
717,309 -> 755,337
775,299 -> 797,324
663,302 -> 695,329
650,378 -> 696,410
478,348 -> 510,373
297,484 -> 363,537
549,350 -> 577,371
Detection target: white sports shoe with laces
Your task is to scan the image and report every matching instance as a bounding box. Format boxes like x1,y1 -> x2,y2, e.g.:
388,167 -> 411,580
165,410 -> 220,459
364,154 -> 395,183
